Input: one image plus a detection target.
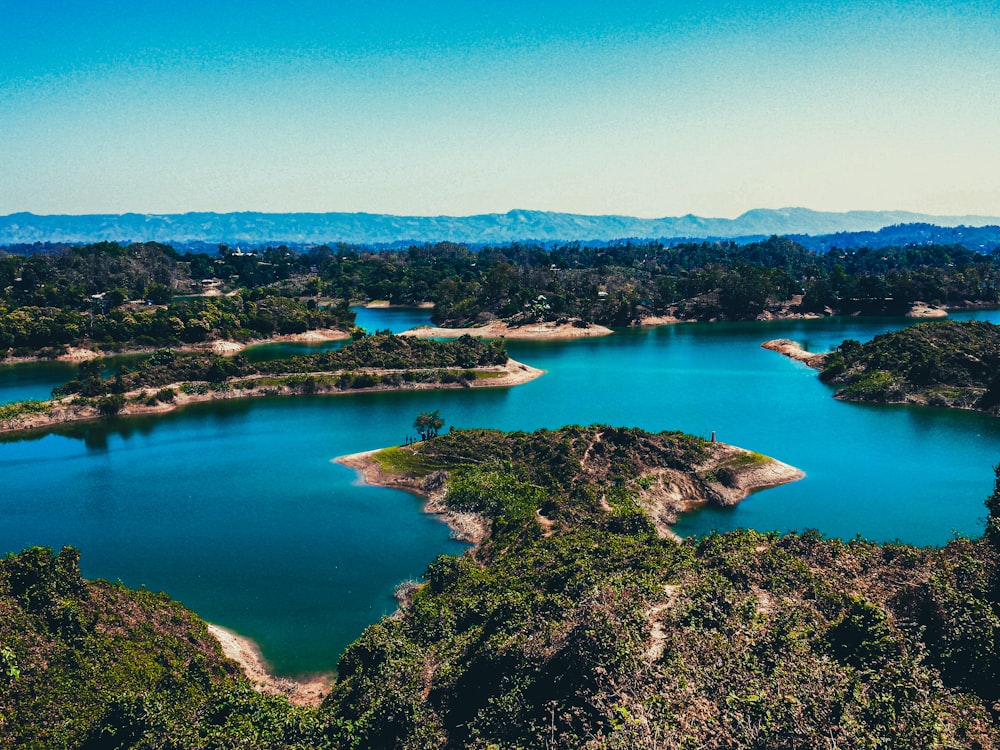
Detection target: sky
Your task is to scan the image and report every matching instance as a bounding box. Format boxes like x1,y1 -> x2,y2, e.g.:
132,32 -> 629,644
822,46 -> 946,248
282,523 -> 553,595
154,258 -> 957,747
1,0 -> 999,218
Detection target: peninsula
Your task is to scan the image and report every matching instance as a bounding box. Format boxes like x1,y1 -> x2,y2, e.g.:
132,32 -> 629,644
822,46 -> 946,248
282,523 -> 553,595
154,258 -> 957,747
761,338 -> 831,369
336,425 -> 804,541
765,320 -> 1000,416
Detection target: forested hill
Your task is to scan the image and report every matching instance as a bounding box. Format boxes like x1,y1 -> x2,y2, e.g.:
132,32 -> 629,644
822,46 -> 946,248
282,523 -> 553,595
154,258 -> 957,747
5,238 -> 1000,353
790,222 -> 1000,253
820,320 -> 1000,413
3,208 -> 999,245
4,426 -> 1000,747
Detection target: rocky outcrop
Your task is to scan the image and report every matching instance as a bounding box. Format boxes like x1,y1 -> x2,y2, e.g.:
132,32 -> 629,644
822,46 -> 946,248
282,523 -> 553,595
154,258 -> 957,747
761,339 -> 830,369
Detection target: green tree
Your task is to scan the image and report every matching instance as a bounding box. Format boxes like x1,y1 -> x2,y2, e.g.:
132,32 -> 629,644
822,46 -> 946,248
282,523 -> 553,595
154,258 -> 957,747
96,394 -> 125,417
414,410 -> 444,440
987,463 -> 1000,547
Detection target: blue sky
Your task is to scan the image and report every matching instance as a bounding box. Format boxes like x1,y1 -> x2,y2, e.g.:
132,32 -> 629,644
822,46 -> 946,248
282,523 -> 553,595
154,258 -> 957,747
1,0 -> 998,217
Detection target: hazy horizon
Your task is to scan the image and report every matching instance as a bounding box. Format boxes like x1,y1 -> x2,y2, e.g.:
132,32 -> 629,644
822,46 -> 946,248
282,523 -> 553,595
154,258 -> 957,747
3,1 -> 998,218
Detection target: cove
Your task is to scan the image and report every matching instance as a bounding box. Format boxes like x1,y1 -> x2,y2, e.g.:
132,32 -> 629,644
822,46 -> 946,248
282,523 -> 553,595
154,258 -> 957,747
2,308 -> 1000,675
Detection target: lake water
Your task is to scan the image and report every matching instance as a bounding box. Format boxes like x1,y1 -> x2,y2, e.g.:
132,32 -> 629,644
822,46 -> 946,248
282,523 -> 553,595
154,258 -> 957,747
2,308 -> 999,675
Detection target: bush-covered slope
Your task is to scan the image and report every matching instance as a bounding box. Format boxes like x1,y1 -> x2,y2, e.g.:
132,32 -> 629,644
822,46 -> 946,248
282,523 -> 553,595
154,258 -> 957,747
820,320 -> 1000,412
0,546 -> 329,749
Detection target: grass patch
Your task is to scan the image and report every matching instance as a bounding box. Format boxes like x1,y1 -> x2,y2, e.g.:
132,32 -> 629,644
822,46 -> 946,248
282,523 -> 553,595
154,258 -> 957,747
0,400 -> 52,424
371,446 -> 447,476
723,451 -> 772,469
840,371 -> 901,401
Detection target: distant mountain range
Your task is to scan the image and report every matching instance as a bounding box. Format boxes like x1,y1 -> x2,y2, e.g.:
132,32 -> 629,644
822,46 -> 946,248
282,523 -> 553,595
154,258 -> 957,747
1,208 -> 998,246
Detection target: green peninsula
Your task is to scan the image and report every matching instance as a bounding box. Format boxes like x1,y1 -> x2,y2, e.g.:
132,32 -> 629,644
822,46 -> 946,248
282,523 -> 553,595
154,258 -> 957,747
818,320 -> 1000,413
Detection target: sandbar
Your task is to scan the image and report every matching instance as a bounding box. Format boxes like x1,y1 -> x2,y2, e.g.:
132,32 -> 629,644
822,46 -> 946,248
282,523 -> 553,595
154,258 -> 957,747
761,339 -> 830,370
400,320 -> 613,340
906,302 -> 948,319
364,300 -> 435,309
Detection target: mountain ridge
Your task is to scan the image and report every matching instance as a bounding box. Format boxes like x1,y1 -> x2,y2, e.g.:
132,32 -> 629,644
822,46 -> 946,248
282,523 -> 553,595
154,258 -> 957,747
1,207 -> 998,245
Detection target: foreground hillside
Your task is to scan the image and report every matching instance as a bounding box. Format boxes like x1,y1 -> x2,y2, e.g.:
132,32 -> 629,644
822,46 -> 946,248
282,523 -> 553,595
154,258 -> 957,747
329,427 -> 1000,749
819,320 -> 1000,413
3,426 -> 1000,748
0,547 -> 324,749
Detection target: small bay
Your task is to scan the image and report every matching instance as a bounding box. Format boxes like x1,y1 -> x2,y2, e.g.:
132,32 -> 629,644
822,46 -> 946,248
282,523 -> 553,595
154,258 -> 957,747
2,308 -> 1000,674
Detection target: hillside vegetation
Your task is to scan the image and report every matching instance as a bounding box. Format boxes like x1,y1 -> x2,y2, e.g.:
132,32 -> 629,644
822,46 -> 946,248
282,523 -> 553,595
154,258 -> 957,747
0,546 -> 327,749
820,320 -> 1000,413
3,426 -> 1000,748
0,243 -> 354,358
327,427 -> 1000,749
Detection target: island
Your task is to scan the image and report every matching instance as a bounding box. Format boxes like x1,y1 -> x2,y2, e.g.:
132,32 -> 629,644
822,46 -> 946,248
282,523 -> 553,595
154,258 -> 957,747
764,320 -> 1000,415
0,334 -> 542,434
4,427 -> 1000,748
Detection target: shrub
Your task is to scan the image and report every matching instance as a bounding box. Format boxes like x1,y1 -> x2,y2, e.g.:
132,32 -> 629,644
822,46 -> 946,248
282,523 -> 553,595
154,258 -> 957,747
96,394 -> 125,417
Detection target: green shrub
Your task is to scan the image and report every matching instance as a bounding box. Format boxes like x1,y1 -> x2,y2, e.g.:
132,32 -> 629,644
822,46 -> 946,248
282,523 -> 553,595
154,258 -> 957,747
96,394 -> 125,416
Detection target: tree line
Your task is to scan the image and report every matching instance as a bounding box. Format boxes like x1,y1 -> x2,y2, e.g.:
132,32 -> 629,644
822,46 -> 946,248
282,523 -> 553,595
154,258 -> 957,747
4,237 -> 1000,357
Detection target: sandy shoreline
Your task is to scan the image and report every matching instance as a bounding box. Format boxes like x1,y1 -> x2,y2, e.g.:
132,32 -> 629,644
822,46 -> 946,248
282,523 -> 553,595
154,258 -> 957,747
0,358 -> 544,435
906,302 -> 949,318
335,449 -> 489,545
363,300 -> 435,309
206,623 -> 332,708
400,320 -> 613,340
635,314 -> 691,326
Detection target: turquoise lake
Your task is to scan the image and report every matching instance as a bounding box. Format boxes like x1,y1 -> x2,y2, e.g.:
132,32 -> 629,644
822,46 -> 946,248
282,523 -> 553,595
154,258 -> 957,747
2,308 -> 1000,675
